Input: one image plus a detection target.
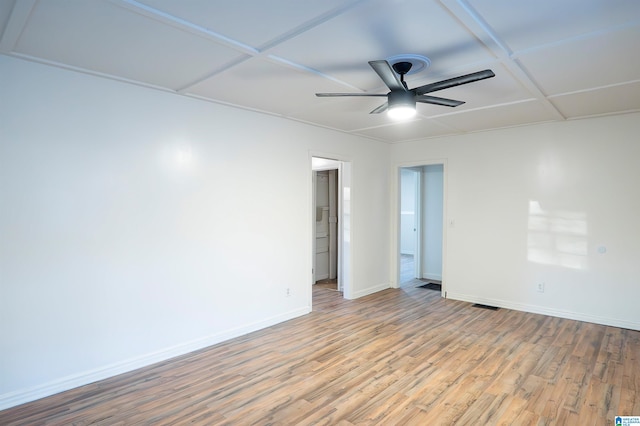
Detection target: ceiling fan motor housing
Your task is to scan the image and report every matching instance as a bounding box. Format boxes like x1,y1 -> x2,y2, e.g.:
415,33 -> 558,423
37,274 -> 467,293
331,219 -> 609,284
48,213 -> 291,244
388,90 -> 415,109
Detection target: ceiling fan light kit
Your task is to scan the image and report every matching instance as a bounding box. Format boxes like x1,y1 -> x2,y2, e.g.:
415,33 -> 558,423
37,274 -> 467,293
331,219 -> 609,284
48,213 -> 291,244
387,90 -> 416,120
316,56 -> 495,120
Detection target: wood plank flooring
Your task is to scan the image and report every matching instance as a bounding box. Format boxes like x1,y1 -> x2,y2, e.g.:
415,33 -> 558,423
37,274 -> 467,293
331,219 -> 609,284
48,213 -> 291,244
1,282 -> 639,425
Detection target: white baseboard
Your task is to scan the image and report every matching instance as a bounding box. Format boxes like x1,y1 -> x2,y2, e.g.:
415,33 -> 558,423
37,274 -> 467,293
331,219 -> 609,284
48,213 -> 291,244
349,283 -> 390,300
422,273 -> 442,281
446,291 -> 640,331
0,307 -> 310,411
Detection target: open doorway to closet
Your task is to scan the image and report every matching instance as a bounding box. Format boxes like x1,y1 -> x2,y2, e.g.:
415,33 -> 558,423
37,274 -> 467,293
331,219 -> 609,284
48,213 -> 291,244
311,157 -> 351,301
314,169 -> 338,289
399,164 -> 444,293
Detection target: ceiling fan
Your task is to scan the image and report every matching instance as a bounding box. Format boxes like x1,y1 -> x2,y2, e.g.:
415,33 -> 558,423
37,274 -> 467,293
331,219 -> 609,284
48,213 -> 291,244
316,60 -> 495,119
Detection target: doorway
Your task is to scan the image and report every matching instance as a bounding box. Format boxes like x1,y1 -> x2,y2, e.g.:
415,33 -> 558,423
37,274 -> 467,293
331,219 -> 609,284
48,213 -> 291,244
398,164 -> 445,292
314,169 -> 338,288
311,157 -> 351,301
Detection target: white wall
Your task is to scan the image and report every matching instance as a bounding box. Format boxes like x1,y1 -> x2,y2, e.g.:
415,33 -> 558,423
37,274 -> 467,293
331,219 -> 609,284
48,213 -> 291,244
0,56 -> 390,408
391,114 -> 640,330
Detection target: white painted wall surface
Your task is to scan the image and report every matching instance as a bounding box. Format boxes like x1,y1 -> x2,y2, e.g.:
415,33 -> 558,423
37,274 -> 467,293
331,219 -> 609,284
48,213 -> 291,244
0,56 -> 390,408
391,114 -> 640,330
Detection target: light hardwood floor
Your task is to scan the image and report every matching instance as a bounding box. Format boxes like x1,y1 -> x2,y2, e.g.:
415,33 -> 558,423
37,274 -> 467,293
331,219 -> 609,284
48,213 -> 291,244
1,282 -> 639,425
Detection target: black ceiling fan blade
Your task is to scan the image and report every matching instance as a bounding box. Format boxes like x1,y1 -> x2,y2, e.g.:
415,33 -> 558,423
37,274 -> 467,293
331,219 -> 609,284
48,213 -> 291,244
413,69 -> 495,95
368,60 -> 406,92
415,95 -> 465,107
316,93 -> 387,97
370,102 -> 389,114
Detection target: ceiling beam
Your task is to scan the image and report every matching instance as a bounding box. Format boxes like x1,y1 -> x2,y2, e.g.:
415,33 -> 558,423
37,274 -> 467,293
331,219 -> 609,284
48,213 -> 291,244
0,0 -> 37,53
438,0 -> 565,121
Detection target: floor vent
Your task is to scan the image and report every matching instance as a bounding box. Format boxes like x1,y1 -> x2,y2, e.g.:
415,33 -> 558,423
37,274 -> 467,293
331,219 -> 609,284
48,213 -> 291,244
472,303 -> 499,311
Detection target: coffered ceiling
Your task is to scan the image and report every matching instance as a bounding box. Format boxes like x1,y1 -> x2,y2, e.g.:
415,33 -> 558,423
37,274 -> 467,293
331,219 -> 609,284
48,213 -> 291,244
2,0 -> 639,143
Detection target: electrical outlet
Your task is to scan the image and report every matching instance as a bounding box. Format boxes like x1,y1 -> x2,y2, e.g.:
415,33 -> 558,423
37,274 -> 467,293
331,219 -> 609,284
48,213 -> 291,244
286,288 -> 291,297
537,282 -> 545,293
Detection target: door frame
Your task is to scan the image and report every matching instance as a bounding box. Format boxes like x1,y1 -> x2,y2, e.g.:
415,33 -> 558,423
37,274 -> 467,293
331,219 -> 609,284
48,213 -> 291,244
392,159 -> 448,296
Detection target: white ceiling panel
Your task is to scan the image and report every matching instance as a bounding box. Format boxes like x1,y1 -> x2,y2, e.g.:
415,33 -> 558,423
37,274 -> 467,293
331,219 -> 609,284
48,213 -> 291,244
289,96 -> 404,131
354,119 -> 458,143
468,0 -> 640,53
435,101 -> 557,133
549,81 -> 640,118
2,0 -> 638,142
136,0 -> 355,49
516,25 -> 640,95
186,57 -> 353,116
13,0 -> 246,89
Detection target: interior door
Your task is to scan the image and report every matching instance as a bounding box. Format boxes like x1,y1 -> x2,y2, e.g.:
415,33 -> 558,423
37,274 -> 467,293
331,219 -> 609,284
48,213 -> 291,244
421,164 -> 444,282
400,168 -> 420,283
328,169 -> 338,280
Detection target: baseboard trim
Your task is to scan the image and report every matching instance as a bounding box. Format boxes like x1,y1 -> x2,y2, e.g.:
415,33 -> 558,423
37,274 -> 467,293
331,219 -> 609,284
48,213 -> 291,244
422,273 -> 442,281
0,307 -> 310,411
349,283 -> 390,300
446,291 -> 640,331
